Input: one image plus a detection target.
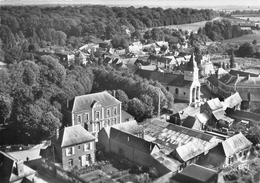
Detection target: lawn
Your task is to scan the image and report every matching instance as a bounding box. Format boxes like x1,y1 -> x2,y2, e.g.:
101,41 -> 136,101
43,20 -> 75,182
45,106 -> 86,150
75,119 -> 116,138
223,30 -> 260,44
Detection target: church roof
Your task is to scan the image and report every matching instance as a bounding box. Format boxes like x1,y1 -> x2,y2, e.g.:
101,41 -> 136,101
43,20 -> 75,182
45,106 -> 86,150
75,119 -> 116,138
167,75 -> 192,88
186,54 -> 195,71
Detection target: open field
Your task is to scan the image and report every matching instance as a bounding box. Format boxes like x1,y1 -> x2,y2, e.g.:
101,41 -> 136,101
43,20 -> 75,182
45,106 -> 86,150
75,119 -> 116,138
223,30 -> 260,44
147,17 -> 221,31
232,14 -> 260,22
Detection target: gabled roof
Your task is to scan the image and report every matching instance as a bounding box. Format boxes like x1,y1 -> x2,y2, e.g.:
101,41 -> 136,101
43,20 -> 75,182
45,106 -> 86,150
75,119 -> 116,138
182,116 -> 196,129
53,125 -> 95,148
223,92 -> 242,109
196,113 -> 209,125
229,69 -> 259,77
110,128 -> 156,154
171,163 -> 220,183
101,120 -> 142,139
207,74 -> 218,87
167,75 -> 192,88
0,151 -> 35,183
69,91 -> 121,112
219,73 -> 237,85
222,132 -> 252,157
135,69 -> 179,85
212,110 -> 226,120
207,98 -> 223,111
121,110 -> 135,122
147,55 -> 172,63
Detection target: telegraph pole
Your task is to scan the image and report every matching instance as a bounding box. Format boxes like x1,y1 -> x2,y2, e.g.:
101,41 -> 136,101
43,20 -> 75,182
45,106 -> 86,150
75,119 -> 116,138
158,89 -> 160,118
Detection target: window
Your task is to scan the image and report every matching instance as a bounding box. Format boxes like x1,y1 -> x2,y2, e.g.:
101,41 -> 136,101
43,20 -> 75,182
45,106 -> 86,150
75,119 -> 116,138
95,111 -> 100,120
107,119 -> 111,126
78,145 -> 81,150
113,107 -> 117,115
77,115 -> 82,123
106,109 -> 111,117
114,118 -> 117,124
84,143 -> 92,151
175,88 -> 179,95
84,113 -> 89,122
68,159 -> 73,167
66,147 -> 75,156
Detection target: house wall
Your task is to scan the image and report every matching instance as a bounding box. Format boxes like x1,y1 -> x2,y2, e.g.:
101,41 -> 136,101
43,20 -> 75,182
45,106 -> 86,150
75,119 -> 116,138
168,86 -> 190,102
109,139 -> 153,167
61,141 -> 96,170
71,104 -> 121,136
98,129 -> 110,152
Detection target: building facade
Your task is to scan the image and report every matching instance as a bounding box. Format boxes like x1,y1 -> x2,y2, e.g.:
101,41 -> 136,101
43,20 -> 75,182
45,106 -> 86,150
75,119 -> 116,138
63,91 -> 122,137
50,125 -> 96,170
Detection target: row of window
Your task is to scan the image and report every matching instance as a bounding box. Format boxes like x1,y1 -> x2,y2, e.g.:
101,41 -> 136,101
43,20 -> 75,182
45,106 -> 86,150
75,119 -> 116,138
68,154 -> 92,168
66,143 -> 93,156
77,107 -> 117,123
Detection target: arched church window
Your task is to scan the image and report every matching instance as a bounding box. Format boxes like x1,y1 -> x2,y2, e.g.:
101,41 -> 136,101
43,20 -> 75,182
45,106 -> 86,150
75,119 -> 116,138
175,88 -> 179,95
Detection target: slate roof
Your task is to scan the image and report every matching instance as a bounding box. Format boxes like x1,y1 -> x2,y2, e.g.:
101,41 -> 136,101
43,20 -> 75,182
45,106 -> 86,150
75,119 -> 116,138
182,116 -> 196,129
186,54 -> 195,71
135,69 -> 180,85
237,76 -> 260,86
0,151 -> 35,183
167,75 -> 192,88
121,110 -> 134,122
53,125 -> 95,148
207,74 -> 218,87
219,73 -> 238,85
229,69 -> 259,77
222,132 -> 252,157
223,92 -> 242,109
207,98 -> 223,111
110,128 -> 156,154
171,163 -> 220,183
69,91 -> 121,112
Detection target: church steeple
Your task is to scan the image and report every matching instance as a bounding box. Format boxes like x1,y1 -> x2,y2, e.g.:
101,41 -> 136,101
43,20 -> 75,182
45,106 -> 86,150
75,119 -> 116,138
187,53 -> 200,105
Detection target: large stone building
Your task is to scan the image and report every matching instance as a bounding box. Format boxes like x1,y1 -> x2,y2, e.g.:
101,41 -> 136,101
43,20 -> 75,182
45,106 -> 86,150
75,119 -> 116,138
63,91 -> 122,137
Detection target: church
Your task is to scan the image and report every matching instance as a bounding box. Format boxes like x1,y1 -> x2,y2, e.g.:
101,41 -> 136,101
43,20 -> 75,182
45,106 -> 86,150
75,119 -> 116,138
166,54 -> 201,104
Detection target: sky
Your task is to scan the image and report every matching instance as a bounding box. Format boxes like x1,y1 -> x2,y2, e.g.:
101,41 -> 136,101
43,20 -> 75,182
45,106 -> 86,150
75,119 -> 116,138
1,0 -> 260,10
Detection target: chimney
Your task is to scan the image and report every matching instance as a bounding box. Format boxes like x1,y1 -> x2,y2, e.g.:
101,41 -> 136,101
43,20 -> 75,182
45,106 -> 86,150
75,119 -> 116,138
16,160 -> 24,177
56,128 -> 59,140
248,74 -> 250,80
66,99 -> 69,109
113,90 -> 116,97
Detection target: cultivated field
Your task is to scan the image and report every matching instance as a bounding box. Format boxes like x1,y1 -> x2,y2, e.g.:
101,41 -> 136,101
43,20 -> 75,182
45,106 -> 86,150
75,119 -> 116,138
223,30 -> 260,44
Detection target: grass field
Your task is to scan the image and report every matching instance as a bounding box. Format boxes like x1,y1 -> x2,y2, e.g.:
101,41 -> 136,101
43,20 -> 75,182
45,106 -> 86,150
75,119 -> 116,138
148,17 -> 221,31
223,30 -> 260,44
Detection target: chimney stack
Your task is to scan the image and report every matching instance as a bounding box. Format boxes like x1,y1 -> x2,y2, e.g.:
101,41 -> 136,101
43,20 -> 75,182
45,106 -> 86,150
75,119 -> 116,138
16,160 -> 24,177
56,128 -> 59,140
248,74 -> 250,80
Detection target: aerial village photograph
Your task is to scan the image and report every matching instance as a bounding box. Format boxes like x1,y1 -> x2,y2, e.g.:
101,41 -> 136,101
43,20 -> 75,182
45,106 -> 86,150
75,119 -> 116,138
1,0 -> 260,182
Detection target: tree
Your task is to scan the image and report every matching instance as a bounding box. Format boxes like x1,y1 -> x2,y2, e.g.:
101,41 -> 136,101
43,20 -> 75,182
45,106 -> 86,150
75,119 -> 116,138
246,125 -> 260,145
127,98 -> 146,121
115,90 -> 129,111
229,49 -> 236,68
237,42 -> 255,57
0,94 -> 12,125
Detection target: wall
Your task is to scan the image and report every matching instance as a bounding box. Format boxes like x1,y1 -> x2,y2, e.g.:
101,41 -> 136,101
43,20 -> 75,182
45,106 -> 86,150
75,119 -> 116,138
168,86 -> 190,102
98,129 -> 110,152
61,141 -> 95,170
